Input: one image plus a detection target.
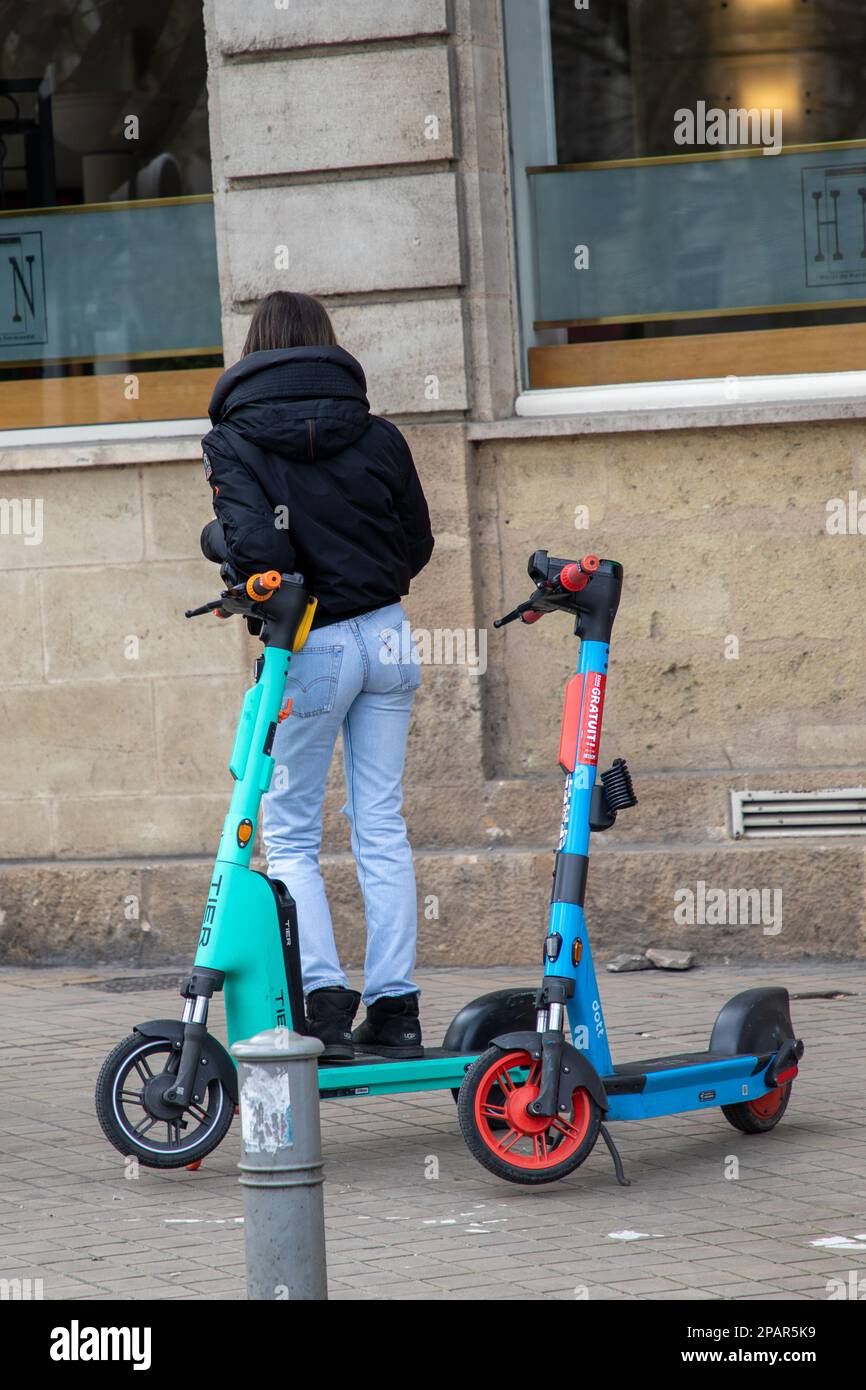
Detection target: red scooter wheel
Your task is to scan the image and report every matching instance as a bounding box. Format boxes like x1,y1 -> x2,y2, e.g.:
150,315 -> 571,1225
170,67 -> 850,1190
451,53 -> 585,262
458,1047 -> 602,1185
721,1081 -> 792,1134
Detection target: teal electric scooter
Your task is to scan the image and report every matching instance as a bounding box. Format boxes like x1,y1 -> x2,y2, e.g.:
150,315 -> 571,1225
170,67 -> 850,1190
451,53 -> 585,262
96,554 -> 802,1186
94,565 -> 540,1169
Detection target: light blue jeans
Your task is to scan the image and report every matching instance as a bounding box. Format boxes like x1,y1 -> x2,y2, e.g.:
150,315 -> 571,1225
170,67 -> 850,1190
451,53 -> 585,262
262,602 -> 421,1005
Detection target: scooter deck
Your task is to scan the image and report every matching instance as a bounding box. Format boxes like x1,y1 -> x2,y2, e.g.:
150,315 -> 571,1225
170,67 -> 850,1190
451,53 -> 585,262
604,1048 -> 771,1120
606,1048 -> 765,1092
324,1047 -> 467,1064
317,1045 -> 772,1117
318,1048 -> 476,1098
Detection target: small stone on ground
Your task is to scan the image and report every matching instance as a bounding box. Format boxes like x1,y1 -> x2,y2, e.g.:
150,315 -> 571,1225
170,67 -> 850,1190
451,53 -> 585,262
607,953 -> 653,973
645,948 -> 695,971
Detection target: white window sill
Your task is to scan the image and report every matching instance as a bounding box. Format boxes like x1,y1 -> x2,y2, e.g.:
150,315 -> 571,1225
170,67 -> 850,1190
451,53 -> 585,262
0,418 -> 210,472
468,371 -> 866,439
0,417 -> 210,449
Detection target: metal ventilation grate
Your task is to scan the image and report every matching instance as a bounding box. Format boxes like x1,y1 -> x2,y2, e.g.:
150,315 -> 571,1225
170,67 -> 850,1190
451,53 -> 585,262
731,788 -> 866,839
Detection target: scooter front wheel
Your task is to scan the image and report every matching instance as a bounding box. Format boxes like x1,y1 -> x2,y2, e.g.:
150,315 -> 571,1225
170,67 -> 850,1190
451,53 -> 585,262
458,1047 -> 602,1185
95,1032 -> 235,1169
721,1081 -> 792,1134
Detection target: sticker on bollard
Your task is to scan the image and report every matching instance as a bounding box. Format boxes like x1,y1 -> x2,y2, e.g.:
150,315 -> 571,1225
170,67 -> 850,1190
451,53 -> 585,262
231,1027 -> 327,1301
240,1064 -> 293,1153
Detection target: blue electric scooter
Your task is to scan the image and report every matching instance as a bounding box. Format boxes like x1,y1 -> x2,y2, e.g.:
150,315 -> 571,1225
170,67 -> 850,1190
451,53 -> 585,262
455,551 -> 804,1183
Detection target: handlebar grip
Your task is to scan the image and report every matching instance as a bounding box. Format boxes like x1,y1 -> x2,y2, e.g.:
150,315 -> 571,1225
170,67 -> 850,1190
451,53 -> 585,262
246,570 -> 282,601
560,564 -> 587,593
560,554 -> 600,593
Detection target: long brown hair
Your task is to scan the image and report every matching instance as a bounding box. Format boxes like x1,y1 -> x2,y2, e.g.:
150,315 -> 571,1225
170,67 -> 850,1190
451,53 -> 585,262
242,291 -> 338,355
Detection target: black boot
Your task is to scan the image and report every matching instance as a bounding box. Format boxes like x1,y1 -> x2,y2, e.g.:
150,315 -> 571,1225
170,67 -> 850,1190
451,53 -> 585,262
305,987 -> 361,1061
352,993 -> 423,1058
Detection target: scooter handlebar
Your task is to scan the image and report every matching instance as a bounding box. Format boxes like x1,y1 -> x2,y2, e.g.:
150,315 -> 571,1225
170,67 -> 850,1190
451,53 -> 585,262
493,554 -> 601,627
185,570 -> 282,620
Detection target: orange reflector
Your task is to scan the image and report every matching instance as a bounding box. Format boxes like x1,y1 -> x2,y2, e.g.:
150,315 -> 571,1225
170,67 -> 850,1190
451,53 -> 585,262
558,674 -> 584,772
236,818 -> 254,847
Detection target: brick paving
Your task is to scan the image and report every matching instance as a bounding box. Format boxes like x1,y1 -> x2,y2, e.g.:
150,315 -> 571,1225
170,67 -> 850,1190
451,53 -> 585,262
0,960 -> 864,1301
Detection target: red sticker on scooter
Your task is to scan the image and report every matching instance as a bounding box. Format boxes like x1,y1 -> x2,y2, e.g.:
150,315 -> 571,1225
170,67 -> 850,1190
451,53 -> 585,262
577,673 -> 606,765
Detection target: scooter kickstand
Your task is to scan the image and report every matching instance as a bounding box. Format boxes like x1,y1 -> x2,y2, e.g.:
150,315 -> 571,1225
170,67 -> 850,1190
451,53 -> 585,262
599,1124 -> 630,1187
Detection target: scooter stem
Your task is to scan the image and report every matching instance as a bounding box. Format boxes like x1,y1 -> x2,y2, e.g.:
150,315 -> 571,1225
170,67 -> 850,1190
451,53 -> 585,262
218,644 -> 291,868
551,635 -> 614,1077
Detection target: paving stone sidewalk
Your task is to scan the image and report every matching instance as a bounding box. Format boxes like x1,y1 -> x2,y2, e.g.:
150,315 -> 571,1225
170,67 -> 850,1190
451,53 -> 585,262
0,960 -> 864,1301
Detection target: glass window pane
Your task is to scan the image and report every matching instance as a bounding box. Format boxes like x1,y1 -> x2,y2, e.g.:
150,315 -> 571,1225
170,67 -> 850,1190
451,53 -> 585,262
508,0 -> 866,388
0,1 -> 222,429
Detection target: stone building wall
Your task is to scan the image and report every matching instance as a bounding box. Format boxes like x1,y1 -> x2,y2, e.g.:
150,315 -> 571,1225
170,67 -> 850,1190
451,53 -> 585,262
1,1 -> 864,965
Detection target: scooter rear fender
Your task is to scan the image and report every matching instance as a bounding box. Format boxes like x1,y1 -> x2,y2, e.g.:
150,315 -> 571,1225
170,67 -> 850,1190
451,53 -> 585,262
442,988 -> 537,1052
709,987 -> 804,1086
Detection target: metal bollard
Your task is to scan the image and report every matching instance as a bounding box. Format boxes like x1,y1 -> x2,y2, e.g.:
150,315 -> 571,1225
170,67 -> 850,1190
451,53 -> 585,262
231,1027 -> 327,1301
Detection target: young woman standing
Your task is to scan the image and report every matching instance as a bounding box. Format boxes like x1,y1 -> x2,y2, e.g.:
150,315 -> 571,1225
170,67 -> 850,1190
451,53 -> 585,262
200,292 -> 434,1059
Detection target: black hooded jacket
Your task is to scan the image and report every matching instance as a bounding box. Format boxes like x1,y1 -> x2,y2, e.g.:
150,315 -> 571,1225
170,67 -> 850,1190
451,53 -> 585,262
200,347 -> 434,628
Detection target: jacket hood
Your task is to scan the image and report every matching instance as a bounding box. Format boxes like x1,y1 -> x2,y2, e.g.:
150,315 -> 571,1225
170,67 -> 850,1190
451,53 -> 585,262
207,346 -> 370,461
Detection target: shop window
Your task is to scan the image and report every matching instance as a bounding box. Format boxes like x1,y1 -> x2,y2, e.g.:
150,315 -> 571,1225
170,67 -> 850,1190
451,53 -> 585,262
0,1 -> 222,430
504,0 -> 866,390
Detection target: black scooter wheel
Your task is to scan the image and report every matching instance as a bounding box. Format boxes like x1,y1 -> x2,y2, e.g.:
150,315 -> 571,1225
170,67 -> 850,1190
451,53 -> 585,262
721,1081 -> 792,1135
95,1032 -> 235,1169
458,1046 -> 602,1185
